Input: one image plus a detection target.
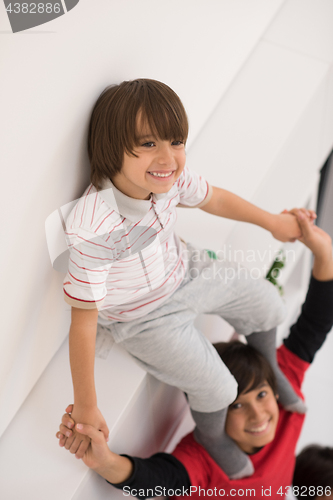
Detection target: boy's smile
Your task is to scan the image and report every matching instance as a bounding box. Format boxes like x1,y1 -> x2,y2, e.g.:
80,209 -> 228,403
112,126 -> 186,200
225,382 -> 279,454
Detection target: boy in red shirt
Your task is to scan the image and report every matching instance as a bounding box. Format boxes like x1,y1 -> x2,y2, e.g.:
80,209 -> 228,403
57,211 -> 333,498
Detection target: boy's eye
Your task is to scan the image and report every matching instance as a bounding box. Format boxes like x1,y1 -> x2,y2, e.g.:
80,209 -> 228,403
172,140 -> 184,146
258,391 -> 267,399
141,142 -> 155,148
230,402 -> 242,410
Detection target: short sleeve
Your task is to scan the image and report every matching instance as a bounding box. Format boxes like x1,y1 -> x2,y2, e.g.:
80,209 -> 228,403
177,166 -> 212,208
63,227 -> 115,309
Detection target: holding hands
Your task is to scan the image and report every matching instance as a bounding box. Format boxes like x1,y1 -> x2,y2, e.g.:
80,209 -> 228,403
291,208 -> 333,281
56,405 -> 133,484
269,208 -> 316,242
60,404 -> 109,460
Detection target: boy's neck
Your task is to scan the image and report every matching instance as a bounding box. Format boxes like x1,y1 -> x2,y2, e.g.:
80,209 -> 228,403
111,176 -> 151,200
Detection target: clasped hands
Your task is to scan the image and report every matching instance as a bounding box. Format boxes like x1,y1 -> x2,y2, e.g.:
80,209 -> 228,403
270,208 -> 316,242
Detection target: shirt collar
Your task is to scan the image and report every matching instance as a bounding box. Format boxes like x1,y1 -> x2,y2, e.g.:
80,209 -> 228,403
98,178 -> 166,223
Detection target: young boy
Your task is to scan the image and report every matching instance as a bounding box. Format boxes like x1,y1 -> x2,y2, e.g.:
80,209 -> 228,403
62,78 -> 310,478
57,212 -> 333,498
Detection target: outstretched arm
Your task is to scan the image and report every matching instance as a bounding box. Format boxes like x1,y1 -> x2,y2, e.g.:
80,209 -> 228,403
201,186 -> 316,242
284,210 -> 333,363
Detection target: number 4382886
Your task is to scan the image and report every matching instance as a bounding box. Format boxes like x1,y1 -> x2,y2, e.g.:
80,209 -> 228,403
6,3 -> 61,14
277,486 -> 332,497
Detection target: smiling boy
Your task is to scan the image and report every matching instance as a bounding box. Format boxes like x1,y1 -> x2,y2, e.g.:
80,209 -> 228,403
57,212 -> 333,498
63,79 -> 311,479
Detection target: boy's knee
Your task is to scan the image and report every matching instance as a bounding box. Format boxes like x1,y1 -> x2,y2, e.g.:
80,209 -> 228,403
191,367 -> 238,412
267,288 -> 286,326
256,282 -> 287,330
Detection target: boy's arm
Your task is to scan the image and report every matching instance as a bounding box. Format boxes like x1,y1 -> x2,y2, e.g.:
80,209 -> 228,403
284,211 -> 333,363
66,307 -> 109,457
200,186 -> 315,242
57,409 -> 191,497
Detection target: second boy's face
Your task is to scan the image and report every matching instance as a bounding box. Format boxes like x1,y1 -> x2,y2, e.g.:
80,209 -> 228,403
225,382 -> 279,454
112,121 -> 186,200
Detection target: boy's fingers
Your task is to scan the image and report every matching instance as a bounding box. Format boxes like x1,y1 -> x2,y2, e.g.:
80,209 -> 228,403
58,435 -> 67,447
296,212 -> 312,236
65,404 -> 74,414
100,423 -> 110,440
75,440 -> 88,460
59,424 -> 73,437
62,413 -> 75,429
76,423 -> 104,443
58,430 -> 67,446
71,436 -> 90,456
69,437 -> 84,455
64,436 -> 75,450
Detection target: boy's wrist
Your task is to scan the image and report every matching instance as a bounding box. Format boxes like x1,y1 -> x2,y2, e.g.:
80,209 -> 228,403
312,257 -> 333,281
94,453 -> 134,484
257,211 -> 276,232
91,452 -> 114,475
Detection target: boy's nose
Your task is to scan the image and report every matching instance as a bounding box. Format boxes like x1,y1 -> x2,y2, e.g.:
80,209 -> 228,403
156,143 -> 174,164
248,404 -> 264,421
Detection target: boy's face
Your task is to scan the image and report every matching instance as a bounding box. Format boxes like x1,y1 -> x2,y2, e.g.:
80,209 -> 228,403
225,381 -> 279,454
112,120 -> 186,200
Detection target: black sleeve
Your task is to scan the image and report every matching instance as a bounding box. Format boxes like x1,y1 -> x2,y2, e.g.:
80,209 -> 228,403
107,453 -> 191,499
284,276 -> 333,363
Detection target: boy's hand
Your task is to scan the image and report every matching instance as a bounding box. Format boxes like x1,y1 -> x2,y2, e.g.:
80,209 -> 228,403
269,209 -> 316,243
269,212 -> 302,242
56,405 -> 133,483
293,209 -> 333,280
57,405 -> 113,471
62,404 -> 109,460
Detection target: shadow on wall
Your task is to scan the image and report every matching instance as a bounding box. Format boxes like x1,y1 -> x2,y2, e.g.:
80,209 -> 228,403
317,150 -> 333,238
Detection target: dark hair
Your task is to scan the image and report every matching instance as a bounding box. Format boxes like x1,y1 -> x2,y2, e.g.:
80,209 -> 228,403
293,445 -> 333,498
88,79 -> 189,189
213,340 -> 278,398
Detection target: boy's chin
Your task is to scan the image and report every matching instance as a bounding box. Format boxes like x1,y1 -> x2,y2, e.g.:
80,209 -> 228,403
248,433 -> 275,451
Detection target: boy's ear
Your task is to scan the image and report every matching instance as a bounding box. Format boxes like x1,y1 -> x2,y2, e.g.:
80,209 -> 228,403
275,394 -> 279,400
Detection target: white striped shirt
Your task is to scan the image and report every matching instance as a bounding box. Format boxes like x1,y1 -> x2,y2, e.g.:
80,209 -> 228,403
63,165 -> 212,322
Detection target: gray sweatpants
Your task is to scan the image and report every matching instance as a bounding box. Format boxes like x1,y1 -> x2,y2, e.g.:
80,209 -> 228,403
103,245 -> 286,412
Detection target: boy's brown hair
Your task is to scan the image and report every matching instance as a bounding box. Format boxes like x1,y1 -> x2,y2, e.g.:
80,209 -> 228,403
213,340 -> 278,398
293,445 -> 333,497
88,79 -> 189,189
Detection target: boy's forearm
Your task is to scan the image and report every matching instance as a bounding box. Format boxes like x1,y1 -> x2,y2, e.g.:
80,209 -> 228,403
69,308 -> 99,406
201,187 -> 275,230
95,454 -> 134,484
312,256 -> 333,281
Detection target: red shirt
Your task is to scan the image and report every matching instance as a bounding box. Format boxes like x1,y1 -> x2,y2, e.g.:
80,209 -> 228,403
172,345 -> 309,500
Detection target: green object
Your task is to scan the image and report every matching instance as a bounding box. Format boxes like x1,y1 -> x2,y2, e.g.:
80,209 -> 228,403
205,248 -> 286,295
265,250 -> 286,296
205,249 -> 218,260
